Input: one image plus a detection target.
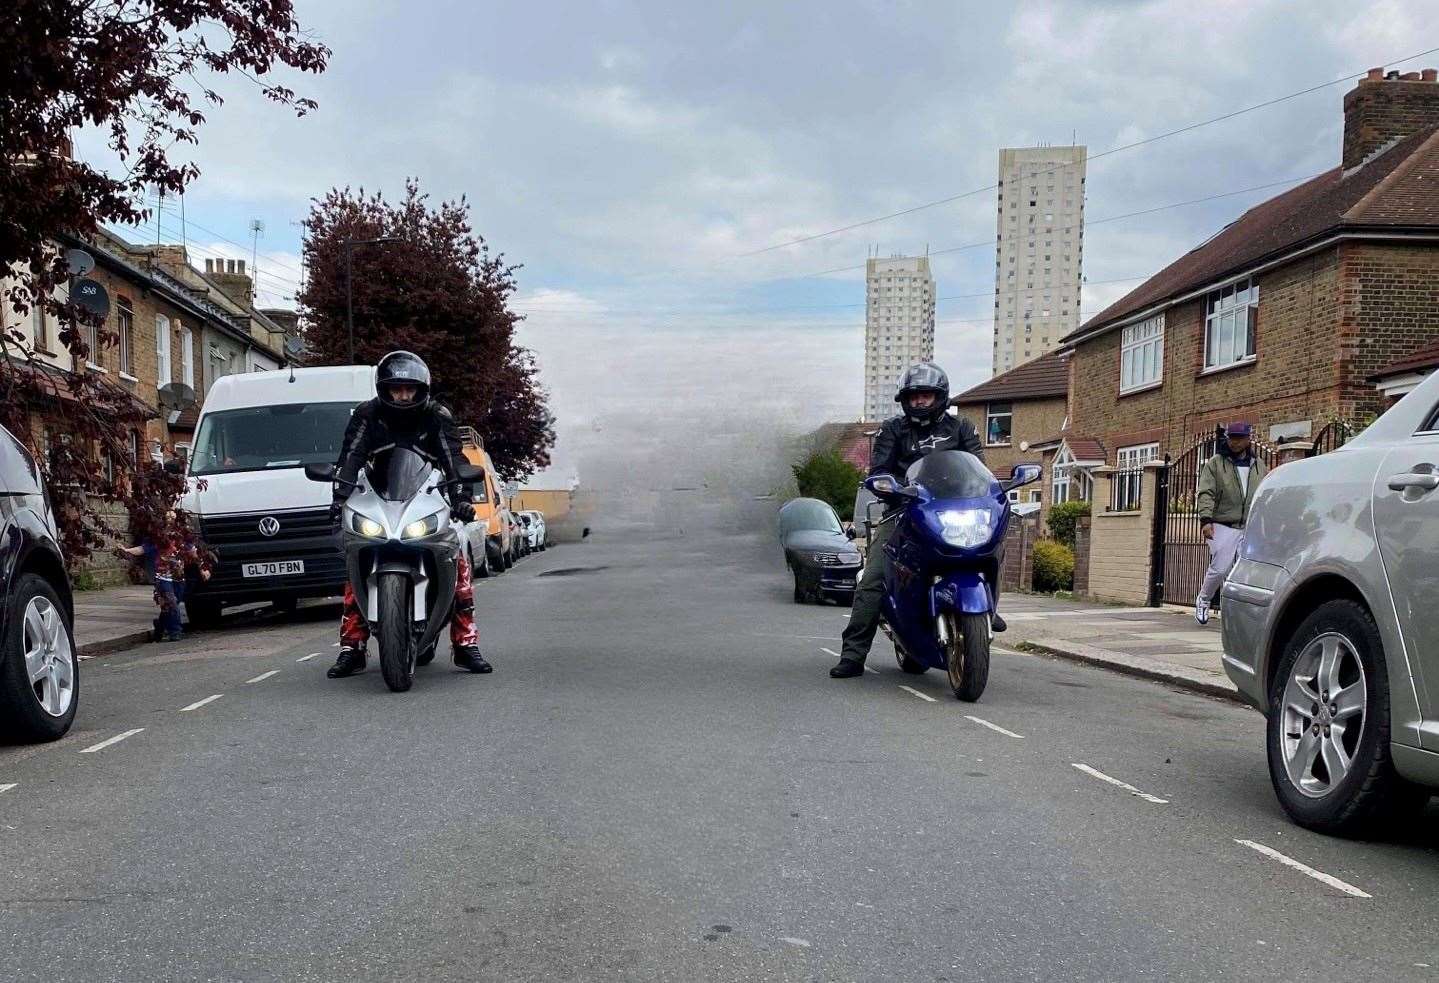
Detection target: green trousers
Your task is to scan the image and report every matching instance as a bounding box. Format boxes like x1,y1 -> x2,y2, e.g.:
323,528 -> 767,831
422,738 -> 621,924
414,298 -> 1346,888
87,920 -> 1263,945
838,518 -> 895,665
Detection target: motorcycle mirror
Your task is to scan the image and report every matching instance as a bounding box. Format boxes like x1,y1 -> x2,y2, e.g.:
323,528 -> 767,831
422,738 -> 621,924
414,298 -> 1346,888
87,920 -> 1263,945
864,475 -> 898,497
1003,464 -> 1042,491
303,463 -> 336,482
845,526 -> 858,540
455,462 -> 483,483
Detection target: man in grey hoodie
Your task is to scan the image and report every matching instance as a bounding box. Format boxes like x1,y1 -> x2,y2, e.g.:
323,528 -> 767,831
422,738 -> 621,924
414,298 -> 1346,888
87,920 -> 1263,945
1194,421 -> 1267,625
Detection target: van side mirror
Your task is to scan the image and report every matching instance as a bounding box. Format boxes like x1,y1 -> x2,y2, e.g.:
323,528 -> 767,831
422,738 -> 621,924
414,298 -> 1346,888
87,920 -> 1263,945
304,463 -> 335,482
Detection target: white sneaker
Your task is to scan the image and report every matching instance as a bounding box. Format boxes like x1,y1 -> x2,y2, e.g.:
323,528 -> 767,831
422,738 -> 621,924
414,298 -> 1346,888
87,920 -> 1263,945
1195,593 -> 1211,625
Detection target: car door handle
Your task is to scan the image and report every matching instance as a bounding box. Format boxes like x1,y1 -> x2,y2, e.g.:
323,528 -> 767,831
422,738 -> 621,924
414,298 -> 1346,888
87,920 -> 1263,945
1387,471 -> 1439,492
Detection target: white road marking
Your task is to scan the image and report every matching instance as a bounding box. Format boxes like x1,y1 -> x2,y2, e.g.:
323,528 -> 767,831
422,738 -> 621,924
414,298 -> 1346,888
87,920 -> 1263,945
0,783 -> 16,795
965,715 -> 1024,739
179,694 -> 223,712
80,728 -> 144,754
898,685 -> 937,703
779,937 -> 811,948
297,652 -> 320,662
1235,839 -> 1372,899
331,642 -> 341,647
1070,763 -> 1168,804
246,670 -> 279,684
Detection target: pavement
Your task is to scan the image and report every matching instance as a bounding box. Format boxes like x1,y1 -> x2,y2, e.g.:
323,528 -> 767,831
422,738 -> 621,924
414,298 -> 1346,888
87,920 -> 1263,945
5,506 -> 1439,981
71,584 -> 269,658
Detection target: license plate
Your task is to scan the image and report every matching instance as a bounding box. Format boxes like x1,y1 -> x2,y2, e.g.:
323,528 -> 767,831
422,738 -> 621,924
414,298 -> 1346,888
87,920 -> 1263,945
243,560 -> 305,578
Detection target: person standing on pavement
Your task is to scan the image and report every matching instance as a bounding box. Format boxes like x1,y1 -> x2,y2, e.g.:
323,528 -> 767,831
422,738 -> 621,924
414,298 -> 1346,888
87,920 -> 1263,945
829,362 -> 1000,679
1194,421 -> 1267,625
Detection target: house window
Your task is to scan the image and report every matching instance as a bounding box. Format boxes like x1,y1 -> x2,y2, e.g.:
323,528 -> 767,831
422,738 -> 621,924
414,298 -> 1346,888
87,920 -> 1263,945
181,327 -> 195,390
117,299 -> 134,376
986,402 -> 1013,446
31,301 -> 48,351
128,429 -> 142,463
1120,312 -> 1165,393
1204,278 -> 1258,370
156,314 -> 172,385
1112,443 -> 1158,512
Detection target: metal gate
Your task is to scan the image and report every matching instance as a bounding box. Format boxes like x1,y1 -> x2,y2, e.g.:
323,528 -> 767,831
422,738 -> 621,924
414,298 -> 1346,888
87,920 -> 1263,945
1151,427 -> 1279,606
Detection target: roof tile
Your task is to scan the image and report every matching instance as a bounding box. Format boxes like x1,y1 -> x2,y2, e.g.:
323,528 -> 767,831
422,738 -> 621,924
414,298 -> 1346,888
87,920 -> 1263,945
951,350 -> 1069,404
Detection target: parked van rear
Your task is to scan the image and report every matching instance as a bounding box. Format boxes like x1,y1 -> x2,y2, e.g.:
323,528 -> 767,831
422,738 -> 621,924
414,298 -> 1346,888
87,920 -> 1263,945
182,366 -> 374,625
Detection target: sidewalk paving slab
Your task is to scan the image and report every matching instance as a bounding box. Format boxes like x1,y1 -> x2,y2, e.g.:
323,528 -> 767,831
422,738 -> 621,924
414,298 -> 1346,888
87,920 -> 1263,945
72,585 -> 156,657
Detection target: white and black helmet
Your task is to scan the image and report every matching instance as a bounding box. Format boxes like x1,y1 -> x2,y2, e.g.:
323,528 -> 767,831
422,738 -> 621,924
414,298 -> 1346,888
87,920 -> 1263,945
376,350 -> 431,413
894,362 -> 949,424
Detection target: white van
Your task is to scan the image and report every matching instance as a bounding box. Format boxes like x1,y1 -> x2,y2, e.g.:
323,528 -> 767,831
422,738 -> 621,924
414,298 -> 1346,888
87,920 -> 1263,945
181,366 -> 375,626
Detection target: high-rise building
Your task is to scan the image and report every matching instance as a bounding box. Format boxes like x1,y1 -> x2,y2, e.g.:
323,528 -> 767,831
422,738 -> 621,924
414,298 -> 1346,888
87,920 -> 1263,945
991,146 -> 1086,375
863,255 -> 935,422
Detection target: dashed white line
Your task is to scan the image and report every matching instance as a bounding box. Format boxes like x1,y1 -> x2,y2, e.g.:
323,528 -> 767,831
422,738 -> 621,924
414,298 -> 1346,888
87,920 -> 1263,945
246,670 -> 279,684
297,652 -> 320,662
965,715 -> 1025,739
1071,763 -> 1168,804
1235,839 -> 1372,899
80,728 -> 144,754
898,685 -> 937,703
779,937 -> 811,948
179,694 -> 223,712
820,647 -> 878,673
0,783 -> 16,795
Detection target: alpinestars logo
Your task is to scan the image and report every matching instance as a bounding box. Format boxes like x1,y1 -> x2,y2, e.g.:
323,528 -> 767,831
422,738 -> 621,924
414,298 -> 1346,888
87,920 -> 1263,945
917,434 -> 951,452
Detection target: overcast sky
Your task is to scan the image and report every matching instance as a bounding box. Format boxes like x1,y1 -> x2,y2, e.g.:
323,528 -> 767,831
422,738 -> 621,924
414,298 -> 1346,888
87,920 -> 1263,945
83,0 -> 1435,491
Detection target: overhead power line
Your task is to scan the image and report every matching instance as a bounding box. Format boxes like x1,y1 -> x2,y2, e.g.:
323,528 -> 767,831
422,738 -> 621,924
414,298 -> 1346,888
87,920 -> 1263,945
738,45 -> 1439,257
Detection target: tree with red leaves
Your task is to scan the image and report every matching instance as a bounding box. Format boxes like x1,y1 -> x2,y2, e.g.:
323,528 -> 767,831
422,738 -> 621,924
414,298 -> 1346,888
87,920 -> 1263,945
299,181 -> 556,482
1,0 -> 329,567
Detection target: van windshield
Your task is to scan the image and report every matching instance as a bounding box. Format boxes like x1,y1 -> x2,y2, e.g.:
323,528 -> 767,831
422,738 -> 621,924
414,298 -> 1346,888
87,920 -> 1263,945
190,402 -> 358,477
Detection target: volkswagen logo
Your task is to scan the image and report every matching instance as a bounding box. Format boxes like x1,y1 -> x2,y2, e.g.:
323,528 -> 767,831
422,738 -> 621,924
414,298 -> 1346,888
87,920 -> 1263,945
258,516 -> 281,537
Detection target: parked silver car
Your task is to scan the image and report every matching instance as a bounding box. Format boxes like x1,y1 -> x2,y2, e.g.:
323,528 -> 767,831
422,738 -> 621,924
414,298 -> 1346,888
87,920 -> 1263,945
1223,372 -> 1439,834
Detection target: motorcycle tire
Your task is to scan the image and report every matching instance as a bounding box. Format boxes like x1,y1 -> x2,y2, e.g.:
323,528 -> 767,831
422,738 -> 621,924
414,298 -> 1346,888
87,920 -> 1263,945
377,572 -> 415,692
947,612 -> 991,702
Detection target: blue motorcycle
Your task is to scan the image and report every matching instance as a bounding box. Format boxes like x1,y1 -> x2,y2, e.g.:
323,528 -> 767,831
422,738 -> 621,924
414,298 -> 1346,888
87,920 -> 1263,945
864,451 -> 1041,702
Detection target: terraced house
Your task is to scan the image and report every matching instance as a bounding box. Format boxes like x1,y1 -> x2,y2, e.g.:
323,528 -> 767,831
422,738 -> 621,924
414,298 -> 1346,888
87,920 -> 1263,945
1057,68 -> 1439,476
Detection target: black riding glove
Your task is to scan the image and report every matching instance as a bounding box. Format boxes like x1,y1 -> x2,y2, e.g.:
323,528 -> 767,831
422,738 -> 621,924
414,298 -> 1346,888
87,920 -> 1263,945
453,500 -> 475,523
329,494 -> 346,529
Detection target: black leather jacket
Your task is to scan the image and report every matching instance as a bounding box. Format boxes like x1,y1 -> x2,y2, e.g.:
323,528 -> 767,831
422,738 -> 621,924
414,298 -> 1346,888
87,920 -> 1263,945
333,399 -> 466,499
869,413 -> 984,482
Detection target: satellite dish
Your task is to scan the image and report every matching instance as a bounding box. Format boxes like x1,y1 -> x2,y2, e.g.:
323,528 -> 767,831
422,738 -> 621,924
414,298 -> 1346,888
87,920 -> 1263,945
70,278 -> 110,318
64,248 -> 95,277
158,382 -> 197,412
283,335 -> 304,357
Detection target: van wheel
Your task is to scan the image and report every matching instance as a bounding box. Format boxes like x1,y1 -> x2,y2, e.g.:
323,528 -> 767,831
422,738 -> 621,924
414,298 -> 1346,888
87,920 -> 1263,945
0,574 -> 79,742
186,599 -> 223,630
1267,599 -> 1428,834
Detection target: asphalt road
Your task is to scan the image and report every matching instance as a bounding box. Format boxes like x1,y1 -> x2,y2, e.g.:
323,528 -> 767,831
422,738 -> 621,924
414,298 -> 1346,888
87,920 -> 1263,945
4,509 -> 1439,982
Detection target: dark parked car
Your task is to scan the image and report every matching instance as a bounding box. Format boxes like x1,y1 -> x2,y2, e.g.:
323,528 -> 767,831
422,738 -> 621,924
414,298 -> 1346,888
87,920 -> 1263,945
0,423 -> 77,742
779,497 -> 862,605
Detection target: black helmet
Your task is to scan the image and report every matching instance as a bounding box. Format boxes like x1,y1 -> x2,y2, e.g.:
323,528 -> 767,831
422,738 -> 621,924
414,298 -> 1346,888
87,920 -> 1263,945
376,350 -> 431,413
894,362 -> 949,425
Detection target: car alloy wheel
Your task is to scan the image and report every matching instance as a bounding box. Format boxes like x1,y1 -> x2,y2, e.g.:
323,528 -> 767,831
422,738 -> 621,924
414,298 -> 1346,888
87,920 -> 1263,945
23,595 -> 75,718
1279,631 -> 1366,798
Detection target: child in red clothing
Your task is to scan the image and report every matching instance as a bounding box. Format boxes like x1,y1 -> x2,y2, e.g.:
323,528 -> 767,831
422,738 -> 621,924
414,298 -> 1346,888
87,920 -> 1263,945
117,509 -> 212,642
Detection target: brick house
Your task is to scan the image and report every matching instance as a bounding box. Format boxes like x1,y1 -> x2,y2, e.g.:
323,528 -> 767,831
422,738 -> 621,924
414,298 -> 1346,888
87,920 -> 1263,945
1370,336 -> 1439,404
1059,68 -> 1439,470
808,421 -> 878,473
950,349 -> 1068,510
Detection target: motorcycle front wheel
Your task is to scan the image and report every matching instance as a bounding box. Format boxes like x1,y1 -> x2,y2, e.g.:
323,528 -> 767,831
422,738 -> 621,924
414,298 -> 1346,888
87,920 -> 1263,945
377,572 -> 416,692
945,612 -> 991,702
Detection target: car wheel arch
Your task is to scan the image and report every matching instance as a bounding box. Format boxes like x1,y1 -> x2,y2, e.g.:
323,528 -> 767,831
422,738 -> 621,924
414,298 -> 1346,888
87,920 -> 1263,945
1265,573 -> 1372,698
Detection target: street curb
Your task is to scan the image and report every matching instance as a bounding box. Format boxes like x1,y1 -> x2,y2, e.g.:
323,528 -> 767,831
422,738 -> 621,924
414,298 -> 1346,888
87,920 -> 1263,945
77,630 -> 153,660
1011,639 -> 1245,704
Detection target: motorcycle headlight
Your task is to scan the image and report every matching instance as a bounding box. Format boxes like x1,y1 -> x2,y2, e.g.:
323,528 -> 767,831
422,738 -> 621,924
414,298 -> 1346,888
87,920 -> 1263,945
937,508 -> 992,548
401,511 -> 443,540
352,514 -> 385,538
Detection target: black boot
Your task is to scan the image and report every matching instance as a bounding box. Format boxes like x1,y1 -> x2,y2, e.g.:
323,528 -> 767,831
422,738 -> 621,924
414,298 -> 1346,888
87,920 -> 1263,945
991,613 -> 1007,633
453,645 -> 493,673
327,646 -> 367,678
829,658 -> 865,678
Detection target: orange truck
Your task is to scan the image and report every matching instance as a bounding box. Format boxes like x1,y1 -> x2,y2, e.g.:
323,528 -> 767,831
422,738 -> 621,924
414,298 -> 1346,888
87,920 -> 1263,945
459,427 -> 515,575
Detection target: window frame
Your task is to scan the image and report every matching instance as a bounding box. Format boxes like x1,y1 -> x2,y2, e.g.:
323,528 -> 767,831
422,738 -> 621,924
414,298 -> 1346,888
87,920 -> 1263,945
1203,278 -> 1258,371
116,298 -> 135,377
1112,443 -> 1159,512
156,313 -> 172,386
1119,312 -> 1165,395
985,401 -> 1013,446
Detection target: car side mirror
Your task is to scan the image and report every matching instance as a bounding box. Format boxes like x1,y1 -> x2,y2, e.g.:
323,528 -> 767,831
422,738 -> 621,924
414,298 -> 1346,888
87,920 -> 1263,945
1003,464 -> 1042,491
304,463 -> 335,482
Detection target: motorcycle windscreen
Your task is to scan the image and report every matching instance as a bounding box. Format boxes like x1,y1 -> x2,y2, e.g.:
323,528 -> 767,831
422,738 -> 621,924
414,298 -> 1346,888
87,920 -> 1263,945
367,446 -> 433,502
905,450 -> 999,499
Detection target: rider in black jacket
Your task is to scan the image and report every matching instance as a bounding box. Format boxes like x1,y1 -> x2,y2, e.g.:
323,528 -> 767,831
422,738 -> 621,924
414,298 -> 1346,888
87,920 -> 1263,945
830,362 -> 1004,679
326,351 -> 493,678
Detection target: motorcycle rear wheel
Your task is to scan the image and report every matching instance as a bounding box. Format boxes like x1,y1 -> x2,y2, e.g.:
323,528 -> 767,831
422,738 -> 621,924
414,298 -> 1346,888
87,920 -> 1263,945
946,612 -> 991,702
377,572 -> 416,692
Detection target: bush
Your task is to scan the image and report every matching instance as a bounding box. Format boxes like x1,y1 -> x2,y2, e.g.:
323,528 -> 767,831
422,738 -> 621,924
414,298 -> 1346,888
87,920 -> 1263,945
1046,500 -> 1091,550
792,450 -> 864,521
1032,539 -> 1075,593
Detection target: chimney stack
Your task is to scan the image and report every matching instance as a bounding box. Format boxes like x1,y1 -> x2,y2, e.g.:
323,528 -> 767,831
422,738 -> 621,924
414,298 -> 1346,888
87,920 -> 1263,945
206,257 -> 255,309
1342,66 -> 1439,170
